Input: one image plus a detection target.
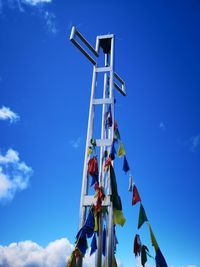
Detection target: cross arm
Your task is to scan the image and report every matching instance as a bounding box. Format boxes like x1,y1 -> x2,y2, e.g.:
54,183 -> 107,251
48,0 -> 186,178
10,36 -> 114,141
69,26 -> 126,96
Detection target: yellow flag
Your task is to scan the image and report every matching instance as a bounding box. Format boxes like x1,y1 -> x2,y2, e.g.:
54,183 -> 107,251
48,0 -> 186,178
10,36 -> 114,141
118,141 -> 125,158
94,214 -> 98,232
113,209 -> 126,226
87,147 -> 93,157
148,223 -> 159,252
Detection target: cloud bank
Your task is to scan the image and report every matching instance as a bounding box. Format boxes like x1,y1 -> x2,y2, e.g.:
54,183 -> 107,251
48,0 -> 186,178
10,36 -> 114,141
0,148 -> 32,202
0,238 -> 95,267
0,106 -> 20,124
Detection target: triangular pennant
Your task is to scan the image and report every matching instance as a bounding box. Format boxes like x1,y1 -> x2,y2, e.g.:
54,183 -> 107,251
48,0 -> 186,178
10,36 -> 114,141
128,175 -> 133,192
123,155 -> 130,173
132,185 -> 141,205
113,209 -> 126,226
141,245 -> 149,267
155,248 -> 168,267
118,141 -> 125,157
90,233 -> 97,255
115,128 -> 121,140
148,223 -> 159,252
138,203 -> 148,229
102,227 -> 106,256
133,234 -> 141,257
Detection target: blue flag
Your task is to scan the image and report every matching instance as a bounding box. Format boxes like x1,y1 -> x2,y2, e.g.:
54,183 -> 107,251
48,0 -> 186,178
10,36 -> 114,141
102,227 -> 106,256
123,155 -> 130,173
155,248 -> 168,267
90,233 -> 97,255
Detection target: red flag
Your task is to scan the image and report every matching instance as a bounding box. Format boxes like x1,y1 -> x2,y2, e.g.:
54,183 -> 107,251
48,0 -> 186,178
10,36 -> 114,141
132,185 -> 141,205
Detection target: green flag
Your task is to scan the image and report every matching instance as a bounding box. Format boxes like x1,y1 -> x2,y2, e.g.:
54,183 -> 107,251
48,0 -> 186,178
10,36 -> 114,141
110,165 -> 122,210
66,251 -> 76,267
138,203 -> 148,229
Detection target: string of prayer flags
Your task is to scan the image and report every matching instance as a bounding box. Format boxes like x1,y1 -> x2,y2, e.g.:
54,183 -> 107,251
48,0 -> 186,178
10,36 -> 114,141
123,155 -> 130,173
133,234 -> 141,257
155,248 -> 168,267
105,104 -> 112,128
138,203 -> 148,229
132,185 -> 141,205
102,227 -> 106,256
118,141 -> 125,157
128,175 -> 133,192
90,233 -> 97,256
141,245 -> 149,267
148,223 -> 159,252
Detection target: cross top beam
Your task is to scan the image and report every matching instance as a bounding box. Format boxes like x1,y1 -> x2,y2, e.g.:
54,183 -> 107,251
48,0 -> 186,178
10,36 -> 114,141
70,26 -> 126,96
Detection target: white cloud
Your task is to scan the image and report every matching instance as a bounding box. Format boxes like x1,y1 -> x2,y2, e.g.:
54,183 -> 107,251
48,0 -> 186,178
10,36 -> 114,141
189,135 -> 200,152
159,121 -> 166,131
0,238 -> 96,267
21,0 -> 51,6
0,148 -> 32,202
70,137 -> 81,149
43,10 -> 57,34
0,106 -> 20,123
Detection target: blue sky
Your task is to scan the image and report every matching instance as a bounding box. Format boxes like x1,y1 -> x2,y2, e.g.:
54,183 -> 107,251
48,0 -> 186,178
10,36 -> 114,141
0,0 -> 200,266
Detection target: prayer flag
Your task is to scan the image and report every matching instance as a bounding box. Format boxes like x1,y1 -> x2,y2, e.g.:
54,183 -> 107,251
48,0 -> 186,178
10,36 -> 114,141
115,128 -> 121,140
76,233 -> 88,255
141,245 -> 149,267
138,203 -> 148,229
123,155 -> 130,173
133,234 -> 141,257
111,142 -> 117,155
110,165 -> 122,210
84,209 -> 94,238
66,251 -> 76,267
90,233 -> 97,255
94,214 -> 98,232
148,223 -> 159,252
132,185 -> 141,205
128,175 -> 133,192
113,209 -> 126,226
118,141 -> 125,157
155,248 -> 168,267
